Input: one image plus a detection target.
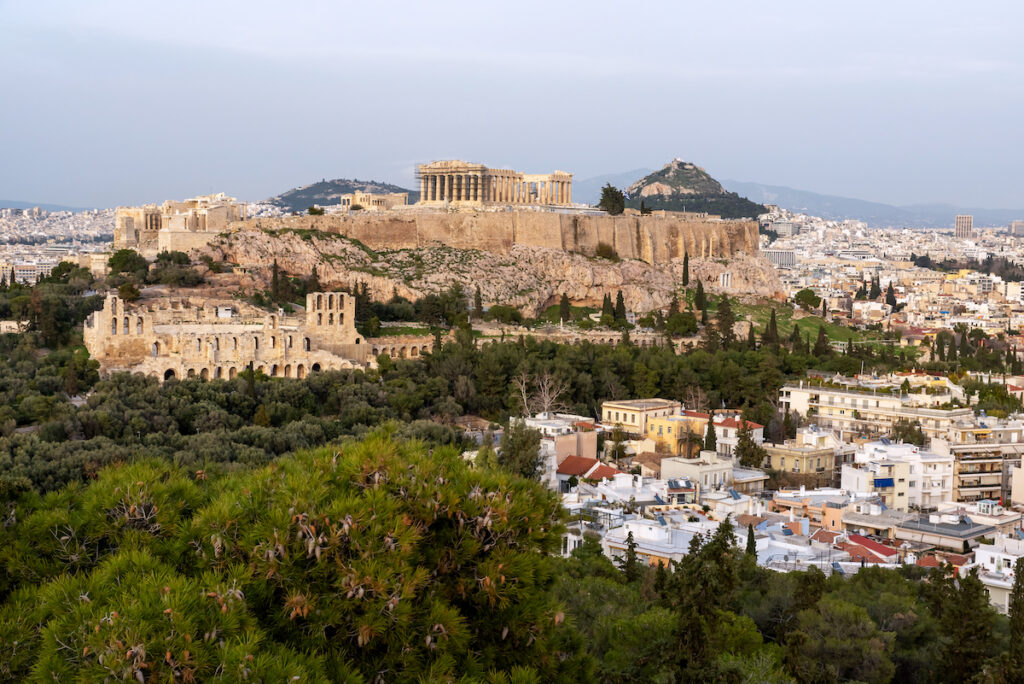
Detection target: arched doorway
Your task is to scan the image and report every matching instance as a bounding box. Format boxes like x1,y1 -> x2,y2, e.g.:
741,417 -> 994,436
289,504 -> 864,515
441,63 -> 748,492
187,369 -> 196,379
228,367 -> 237,379
311,363 -> 321,373
164,369 -> 176,381
296,364 -> 306,379
200,368 -> 209,380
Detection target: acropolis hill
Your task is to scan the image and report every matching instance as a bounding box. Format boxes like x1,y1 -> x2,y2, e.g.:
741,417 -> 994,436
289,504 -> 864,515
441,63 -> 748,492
114,160 -> 779,316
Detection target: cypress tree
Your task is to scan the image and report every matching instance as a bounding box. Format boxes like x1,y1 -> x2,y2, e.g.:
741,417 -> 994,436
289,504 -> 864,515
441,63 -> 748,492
475,286 -> 484,320
812,325 -> 831,357
788,324 -> 802,349
701,319 -> 720,352
558,292 -> 570,323
668,294 -> 679,318
869,276 -> 881,300
746,524 -> 756,557
694,280 -> 706,310
746,324 -> 756,349
700,306 -> 709,326
614,290 -> 626,322
307,265 -> 321,292
271,259 -> 281,302
763,309 -> 779,345
885,282 -> 897,307
704,413 -> 717,452
602,293 -> 614,319
1001,557 -> 1024,680
716,294 -> 736,348
682,252 -> 690,287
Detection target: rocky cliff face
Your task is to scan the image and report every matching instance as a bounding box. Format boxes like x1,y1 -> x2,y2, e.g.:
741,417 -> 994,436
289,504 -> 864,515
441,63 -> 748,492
202,229 -> 783,317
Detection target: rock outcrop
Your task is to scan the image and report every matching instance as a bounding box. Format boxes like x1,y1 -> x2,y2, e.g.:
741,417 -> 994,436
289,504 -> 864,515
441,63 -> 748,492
202,229 -> 783,318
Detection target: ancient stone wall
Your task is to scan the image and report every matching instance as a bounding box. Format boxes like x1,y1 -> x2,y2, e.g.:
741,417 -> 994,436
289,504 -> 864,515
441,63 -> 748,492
232,209 -> 758,265
83,292 -> 369,380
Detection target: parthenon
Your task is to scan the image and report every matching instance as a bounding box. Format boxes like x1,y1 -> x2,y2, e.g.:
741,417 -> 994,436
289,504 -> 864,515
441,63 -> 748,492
417,160 -> 572,206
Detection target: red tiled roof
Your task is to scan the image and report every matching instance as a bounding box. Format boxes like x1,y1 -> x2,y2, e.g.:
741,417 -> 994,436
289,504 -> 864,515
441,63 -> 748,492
736,514 -> 766,528
810,529 -> 841,544
683,410 -> 710,419
837,542 -> 884,564
557,455 -> 600,476
916,555 -> 941,568
587,464 -> 621,480
716,417 -> 764,430
848,534 -> 898,558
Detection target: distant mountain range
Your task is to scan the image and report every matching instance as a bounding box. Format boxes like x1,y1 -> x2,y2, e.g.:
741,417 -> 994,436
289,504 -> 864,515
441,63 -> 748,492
0,200 -> 94,212
267,179 -> 418,213
720,180 -> 1024,228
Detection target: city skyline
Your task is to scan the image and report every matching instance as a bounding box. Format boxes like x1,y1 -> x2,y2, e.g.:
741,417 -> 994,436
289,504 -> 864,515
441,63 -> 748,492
1,1 -> 1023,209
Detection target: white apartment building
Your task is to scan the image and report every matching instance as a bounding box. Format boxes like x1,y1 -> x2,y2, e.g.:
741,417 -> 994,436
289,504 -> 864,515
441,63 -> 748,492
840,440 -> 954,512
780,381 -> 973,441
973,536 -> 1024,613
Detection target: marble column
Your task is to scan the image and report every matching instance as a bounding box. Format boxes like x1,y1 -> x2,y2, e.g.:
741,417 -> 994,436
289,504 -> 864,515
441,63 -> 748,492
420,176 -> 425,202
566,182 -> 571,204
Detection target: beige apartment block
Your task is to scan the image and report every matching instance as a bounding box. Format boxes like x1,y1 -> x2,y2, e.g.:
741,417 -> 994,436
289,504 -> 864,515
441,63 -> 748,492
955,214 -> 974,239
84,291 -> 369,381
417,160 -> 573,207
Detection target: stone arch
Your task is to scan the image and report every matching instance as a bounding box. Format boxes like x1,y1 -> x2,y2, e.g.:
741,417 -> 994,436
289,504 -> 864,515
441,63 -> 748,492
214,337 -> 220,351
200,368 -> 209,380
123,317 -> 129,335
284,364 -> 292,377
111,319 -> 117,335
271,336 -> 276,349
270,315 -> 277,329
372,347 -> 379,355
195,339 -> 201,352
232,337 -> 238,350
228,367 -> 237,379
271,364 -> 279,377
399,346 -> 407,358
421,346 -> 428,354
316,294 -> 322,308
328,294 -> 334,308
164,368 -> 176,381
253,336 -> 259,350
311,363 -> 322,373
329,313 -> 334,325
317,313 -> 323,325
303,337 -> 311,351
288,335 -> 293,349
296,364 -> 306,379
187,368 -> 196,379
214,367 -> 223,379
111,299 -> 117,315
152,342 -> 160,357
136,316 -> 143,334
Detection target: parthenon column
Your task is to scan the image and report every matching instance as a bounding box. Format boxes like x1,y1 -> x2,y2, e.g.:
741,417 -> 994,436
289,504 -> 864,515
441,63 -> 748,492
566,182 -> 571,204
420,176 -> 426,202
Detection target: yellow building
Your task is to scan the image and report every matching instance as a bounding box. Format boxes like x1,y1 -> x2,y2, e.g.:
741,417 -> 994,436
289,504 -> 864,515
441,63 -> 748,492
645,410 -> 710,456
601,398 -> 681,437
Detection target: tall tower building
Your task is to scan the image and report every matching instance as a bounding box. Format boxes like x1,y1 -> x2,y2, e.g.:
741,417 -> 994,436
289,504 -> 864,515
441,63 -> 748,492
955,215 -> 973,239
1010,220 -> 1024,236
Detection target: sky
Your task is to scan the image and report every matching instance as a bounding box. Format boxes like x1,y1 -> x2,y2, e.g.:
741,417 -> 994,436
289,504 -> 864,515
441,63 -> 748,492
1,0 -> 1022,209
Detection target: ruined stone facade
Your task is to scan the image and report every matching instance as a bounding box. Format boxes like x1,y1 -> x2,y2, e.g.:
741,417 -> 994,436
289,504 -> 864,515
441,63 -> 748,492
417,160 -> 572,207
235,209 -> 759,264
84,291 -> 368,380
114,193 -> 245,258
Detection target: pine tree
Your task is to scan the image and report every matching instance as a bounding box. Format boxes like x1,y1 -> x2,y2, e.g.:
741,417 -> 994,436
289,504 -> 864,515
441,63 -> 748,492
618,531 -> 641,582
735,418 -> 768,468
668,294 -> 679,318
704,413 -> 717,452
614,290 -> 626,323
940,569 -> 997,683
558,292 -> 570,323
746,524 -> 756,557
682,252 -> 690,287
694,280 -> 706,311
716,294 -> 736,348
812,325 -> 831,357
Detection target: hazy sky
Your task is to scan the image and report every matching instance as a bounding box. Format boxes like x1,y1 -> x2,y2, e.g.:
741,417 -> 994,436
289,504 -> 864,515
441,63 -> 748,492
2,1 -> 1022,208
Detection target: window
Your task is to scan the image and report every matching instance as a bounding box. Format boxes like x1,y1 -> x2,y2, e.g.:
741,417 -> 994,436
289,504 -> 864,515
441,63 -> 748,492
909,481 -> 916,488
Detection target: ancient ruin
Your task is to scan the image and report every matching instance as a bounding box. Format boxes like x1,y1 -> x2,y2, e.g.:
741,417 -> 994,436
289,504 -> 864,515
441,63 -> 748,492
417,160 -> 572,206
83,291 -> 379,380
114,193 -> 246,258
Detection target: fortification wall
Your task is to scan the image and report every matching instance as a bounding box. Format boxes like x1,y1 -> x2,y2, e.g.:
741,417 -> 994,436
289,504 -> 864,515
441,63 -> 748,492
232,210 -> 758,264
